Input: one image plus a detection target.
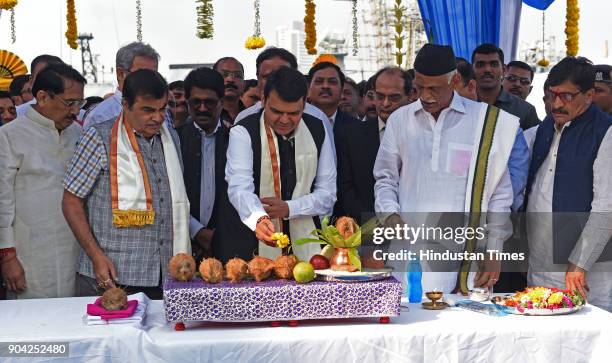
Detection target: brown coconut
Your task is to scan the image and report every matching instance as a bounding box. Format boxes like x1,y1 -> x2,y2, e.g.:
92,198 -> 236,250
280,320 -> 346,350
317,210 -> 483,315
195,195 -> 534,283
248,256 -> 275,282
101,287 -> 128,311
168,253 -> 196,282
225,257 -> 248,283
199,257 -> 224,284
336,216 -> 357,240
273,255 -> 299,279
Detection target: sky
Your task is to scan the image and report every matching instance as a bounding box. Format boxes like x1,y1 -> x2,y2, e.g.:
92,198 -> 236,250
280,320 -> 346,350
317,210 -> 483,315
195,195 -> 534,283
0,0 -> 610,89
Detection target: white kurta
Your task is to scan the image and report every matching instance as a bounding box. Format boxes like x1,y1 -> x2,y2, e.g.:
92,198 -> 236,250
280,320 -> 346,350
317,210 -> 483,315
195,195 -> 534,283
527,125 -> 612,312
374,94 -> 516,293
0,107 -> 82,299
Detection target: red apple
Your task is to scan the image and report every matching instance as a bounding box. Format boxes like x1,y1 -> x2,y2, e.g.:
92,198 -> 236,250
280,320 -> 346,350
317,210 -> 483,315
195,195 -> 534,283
309,254 -> 330,270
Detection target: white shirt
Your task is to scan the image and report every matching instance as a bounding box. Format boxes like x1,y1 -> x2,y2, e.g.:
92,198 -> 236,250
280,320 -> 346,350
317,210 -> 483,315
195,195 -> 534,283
15,99 -> 36,117
225,115 -> 337,231
374,94 -> 513,249
0,107 -> 82,298
235,101 -> 336,161
83,89 -> 122,130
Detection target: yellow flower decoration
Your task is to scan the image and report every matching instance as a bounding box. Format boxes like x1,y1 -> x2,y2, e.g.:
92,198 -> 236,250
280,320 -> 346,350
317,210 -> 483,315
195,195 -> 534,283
245,0 -> 265,50
304,0 -> 317,55
393,0 -> 405,67
565,0 -> 579,56
537,59 -> 550,67
245,36 -> 266,50
0,0 -> 17,10
313,54 -> 337,66
65,0 -> 78,49
196,0 -> 214,39
271,232 -> 290,249
547,292 -> 564,305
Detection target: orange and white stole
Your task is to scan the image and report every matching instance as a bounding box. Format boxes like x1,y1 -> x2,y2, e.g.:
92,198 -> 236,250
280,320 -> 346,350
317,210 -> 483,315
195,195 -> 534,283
258,112 -> 321,262
109,112 -> 191,255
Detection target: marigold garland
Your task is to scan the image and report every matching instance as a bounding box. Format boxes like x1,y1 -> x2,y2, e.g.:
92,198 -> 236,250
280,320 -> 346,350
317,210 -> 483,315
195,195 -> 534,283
245,0 -> 265,50
1,0 -> 18,43
65,0 -> 78,49
304,0 -> 317,55
313,54 -> 337,66
393,0 -> 405,66
0,0 -> 17,10
537,11 -> 549,67
195,0 -> 213,39
565,0 -> 579,56
351,0 -> 358,56
136,0 -> 142,41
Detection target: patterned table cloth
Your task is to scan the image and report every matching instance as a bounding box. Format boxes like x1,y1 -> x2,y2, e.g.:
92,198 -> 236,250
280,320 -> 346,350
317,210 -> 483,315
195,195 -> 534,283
163,276 -> 402,323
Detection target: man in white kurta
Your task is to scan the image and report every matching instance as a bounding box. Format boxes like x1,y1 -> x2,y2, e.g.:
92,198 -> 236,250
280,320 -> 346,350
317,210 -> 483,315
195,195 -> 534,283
374,44 -> 517,294
0,63 -> 85,298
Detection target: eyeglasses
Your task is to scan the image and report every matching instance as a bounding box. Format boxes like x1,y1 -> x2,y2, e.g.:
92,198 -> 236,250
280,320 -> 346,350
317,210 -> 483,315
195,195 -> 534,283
219,70 -> 244,80
52,93 -> 86,109
504,75 -> 531,86
544,89 -> 581,104
188,98 -> 220,109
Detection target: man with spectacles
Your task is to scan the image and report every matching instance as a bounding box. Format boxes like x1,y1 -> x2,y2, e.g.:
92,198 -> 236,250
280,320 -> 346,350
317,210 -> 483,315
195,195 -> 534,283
175,68 -> 230,264
0,63 -> 85,299
213,57 -> 246,127
525,57 -> 612,312
502,61 -> 534,101
84,42 -> 161,130
593,64 -> 612,115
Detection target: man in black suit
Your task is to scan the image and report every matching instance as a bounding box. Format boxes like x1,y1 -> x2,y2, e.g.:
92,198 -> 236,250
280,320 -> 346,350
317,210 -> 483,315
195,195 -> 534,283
307,62 -> 360,141
175,67 -> 229,263
337,67 -> 412,223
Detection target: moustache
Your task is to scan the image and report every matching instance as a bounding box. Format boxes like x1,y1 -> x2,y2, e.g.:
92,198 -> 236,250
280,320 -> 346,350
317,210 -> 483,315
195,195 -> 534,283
552,108 -> 568,115
482,72 -> 494,79
195,111 -> 214,118
225,83 -> 238,90
319,89 -> 332,96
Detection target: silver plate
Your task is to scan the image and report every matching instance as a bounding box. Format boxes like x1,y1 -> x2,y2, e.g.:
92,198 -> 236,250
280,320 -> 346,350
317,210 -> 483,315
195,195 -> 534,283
315,268 -> 393,283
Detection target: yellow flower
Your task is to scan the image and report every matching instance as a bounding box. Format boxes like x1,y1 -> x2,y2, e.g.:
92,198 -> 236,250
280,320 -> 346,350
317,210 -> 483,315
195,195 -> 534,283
245,36 -> 265,50
65,0 -> 78,49
565,0 -> 579,56
304,0 -> 317,55
0,0 -> 18,10
271,232 -> 290,249
547,292 -> 564,305
537,59 -> 550,67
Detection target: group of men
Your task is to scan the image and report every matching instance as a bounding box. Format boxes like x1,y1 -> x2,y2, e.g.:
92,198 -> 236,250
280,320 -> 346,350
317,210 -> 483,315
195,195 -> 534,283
0,40 -> 611,311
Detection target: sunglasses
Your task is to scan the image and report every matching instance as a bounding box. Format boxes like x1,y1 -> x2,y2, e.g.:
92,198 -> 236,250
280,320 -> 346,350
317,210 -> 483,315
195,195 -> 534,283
504,75 -> 531,86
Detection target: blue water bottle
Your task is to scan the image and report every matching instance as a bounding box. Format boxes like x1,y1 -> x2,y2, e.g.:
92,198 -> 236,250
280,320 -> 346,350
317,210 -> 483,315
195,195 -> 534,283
407,259 -> 423,303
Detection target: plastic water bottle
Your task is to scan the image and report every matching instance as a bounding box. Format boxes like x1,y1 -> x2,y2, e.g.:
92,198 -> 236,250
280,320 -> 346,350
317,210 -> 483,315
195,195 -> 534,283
407,259 -> 423,303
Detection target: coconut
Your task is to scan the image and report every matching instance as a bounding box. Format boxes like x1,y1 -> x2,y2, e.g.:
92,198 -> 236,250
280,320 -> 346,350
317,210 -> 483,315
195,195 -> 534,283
225,257 -> 248,283
168,253 -> 196,282
101,287 -> 128,311
199,257 -> 224,284
273,255 -> 299,279
335,216 -> 357,240
248,256 -> 275,282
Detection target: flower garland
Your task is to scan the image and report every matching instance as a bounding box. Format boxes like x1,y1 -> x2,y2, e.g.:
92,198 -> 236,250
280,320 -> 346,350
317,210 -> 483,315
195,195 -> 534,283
304,0 -> 317,55
195,0 -> 214,39
565,0 -> 579,56
351,0 -> 358,56
245,0 -> 265,50
65,0 -> 78,49
393,0 -> 405,66
0,0 -> 18,43
136,0 -> 142,41
537,11 -> 549,67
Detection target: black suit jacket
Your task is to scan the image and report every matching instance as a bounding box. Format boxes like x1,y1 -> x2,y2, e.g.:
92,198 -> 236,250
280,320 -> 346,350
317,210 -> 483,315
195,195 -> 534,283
331,109 -> 361,217
336,117 -> 380,223
176,120 -> 229,259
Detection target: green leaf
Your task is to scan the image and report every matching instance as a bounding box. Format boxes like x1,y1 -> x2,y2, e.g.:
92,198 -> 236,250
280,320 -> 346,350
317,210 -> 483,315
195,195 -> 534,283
347,247 -> 362,271
345,231 -> 361,248
292,237 -> 327,246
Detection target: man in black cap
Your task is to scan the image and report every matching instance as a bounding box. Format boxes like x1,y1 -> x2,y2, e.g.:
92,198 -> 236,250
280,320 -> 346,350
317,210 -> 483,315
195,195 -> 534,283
593,64 -> 612,114
374,43 -> 518,295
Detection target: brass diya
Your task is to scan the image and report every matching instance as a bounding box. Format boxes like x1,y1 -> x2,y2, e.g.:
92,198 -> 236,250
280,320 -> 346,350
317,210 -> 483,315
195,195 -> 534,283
422,291 -> 448,310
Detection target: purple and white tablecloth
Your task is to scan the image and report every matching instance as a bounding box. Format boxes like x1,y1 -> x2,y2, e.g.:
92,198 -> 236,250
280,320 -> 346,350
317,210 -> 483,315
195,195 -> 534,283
163,276 -> 402,323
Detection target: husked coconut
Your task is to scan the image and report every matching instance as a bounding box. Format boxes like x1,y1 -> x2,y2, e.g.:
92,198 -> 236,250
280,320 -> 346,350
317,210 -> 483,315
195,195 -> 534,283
101,287 -> 128,311
225,258 -> 248,283
248,256 -> 275,282
168,253 -> 196,282
199,258 -> 224,284
273,255 -> 299,279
